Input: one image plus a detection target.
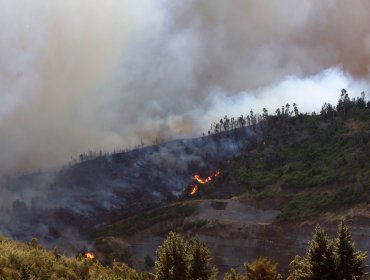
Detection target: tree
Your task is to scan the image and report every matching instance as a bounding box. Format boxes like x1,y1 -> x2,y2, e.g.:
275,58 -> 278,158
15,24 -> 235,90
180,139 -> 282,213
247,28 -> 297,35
320,102 -> 335,119
155,232 -> 217,280
306,226 -> 337,280
337,88 -> 351,116
154,232 -> 190,280
238,115 -> 246,127
275,108 -> 281,117
288,223 -> 368,280
285,103 -> 291,116
293,103 -> 299,116
224,268 -> 247,280
244,257 -> 282,280
287,255 -> 311,280
356,92 -> 366,109
189,236 -> 218,280
262,108 -> 268,120
335,220 -> 367,280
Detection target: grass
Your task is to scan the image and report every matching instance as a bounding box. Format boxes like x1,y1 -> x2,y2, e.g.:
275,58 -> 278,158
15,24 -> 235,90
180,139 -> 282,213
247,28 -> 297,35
94,203 -> 197,237
278,186 -> 368,221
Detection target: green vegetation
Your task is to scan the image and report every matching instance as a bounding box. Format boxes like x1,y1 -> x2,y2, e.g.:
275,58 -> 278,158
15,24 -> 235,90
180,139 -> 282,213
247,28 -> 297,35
223,257 -> 283,280
227,113 -> 370,191
202,91 -> 370,220
244,257 -> 282,280
0,222 -> 366,279
94,203 -> 197,237
288,221 -> 368,280
154,232 -> 217,280
279,186 -> 367,221
0,236 -> 149,280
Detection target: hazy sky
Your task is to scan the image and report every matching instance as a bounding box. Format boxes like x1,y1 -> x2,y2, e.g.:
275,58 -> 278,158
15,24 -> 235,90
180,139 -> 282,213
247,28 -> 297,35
1,0 -> 370,174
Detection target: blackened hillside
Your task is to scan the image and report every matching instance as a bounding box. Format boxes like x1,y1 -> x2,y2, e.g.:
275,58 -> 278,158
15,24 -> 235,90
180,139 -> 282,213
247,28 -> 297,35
0,127 -> 259,252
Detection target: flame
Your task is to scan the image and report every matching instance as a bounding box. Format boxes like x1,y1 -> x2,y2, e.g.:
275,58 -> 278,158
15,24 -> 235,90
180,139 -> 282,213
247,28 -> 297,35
84,252 -> 95,260
190,185 -> 198,195
193,169 -> 221,184
190,169 -> 220,195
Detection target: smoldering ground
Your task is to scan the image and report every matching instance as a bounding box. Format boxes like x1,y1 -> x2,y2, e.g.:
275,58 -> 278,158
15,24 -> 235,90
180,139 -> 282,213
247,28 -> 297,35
0,128 -> 259,252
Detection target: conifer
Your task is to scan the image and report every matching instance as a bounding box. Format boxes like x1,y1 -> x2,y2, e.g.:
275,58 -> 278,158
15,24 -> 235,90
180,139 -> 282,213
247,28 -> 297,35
224,268 -> 247,280
189,235 -> 218,280
306,225 -> 337,280
154,231 -> 190,280
335,220 -> 368,280
244,257 -> 282,280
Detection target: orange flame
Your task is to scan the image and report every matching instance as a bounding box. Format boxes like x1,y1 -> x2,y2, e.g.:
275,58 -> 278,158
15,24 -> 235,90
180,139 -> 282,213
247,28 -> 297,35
193,169 -> 221,184
84,252 -> 95,260
190,169 -> 220,195
190,185 -> 198,195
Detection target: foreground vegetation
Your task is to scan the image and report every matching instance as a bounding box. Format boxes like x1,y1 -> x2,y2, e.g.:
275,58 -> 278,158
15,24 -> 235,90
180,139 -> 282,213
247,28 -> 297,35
0,221 -> 366,279
154,221 -> 367,280
0,236 -> 149,279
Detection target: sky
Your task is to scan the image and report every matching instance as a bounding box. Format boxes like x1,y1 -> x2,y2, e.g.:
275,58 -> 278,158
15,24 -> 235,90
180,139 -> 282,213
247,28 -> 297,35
1,0 -> 370,174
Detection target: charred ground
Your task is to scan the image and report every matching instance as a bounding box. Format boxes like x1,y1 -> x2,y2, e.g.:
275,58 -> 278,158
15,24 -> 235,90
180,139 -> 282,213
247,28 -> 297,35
0,125 -> 259,253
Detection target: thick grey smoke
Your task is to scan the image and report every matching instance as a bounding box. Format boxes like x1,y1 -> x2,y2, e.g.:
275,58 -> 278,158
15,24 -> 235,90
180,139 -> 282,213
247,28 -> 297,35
1,0 -> 370,174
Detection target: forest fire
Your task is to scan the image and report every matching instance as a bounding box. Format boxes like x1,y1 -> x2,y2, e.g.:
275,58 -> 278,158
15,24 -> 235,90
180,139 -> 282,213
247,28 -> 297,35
193,169 -> 220,184
190,185 -> 198,195
84,252 -> 95,261
190,169 -> 220,195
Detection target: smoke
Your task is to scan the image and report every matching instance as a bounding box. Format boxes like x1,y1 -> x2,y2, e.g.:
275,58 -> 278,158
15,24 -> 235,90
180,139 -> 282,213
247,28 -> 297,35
1,0 -> 370,174
0,128 -> 259,251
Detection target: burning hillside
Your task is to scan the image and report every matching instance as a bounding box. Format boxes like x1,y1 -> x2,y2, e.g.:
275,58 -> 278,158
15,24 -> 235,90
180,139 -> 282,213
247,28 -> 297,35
0,127 -> 259,252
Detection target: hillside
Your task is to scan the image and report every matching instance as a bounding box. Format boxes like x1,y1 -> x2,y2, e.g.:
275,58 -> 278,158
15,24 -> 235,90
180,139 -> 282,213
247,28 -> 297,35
92,96 -> 370,276
0,123 -> 259,253
0,94 -> 369,278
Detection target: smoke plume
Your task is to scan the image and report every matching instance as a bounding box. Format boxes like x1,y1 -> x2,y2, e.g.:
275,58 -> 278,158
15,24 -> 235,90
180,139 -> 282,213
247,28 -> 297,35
1,0 -> 370,174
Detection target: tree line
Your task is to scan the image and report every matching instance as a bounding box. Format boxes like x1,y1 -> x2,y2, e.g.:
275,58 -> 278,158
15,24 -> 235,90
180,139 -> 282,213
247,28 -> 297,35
153,221 -> 368,280
205,89 -> 369,137
68,89 -> 368,165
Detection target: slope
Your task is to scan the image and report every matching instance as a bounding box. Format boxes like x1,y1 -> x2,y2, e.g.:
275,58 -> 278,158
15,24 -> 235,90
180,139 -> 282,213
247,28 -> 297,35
92,98 -> 370,275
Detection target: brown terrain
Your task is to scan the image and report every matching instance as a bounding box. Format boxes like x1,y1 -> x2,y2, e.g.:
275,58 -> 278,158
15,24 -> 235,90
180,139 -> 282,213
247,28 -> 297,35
94,196 -> 370,278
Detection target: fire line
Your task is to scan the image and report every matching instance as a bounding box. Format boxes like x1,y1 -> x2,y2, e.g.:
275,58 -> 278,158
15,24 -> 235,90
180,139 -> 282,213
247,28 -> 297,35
190,185 -> 198,195
190,169 -> 220,195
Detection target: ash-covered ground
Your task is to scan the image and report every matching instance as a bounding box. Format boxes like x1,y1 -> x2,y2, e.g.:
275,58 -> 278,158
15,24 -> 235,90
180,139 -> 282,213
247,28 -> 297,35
0,127 -> 259,253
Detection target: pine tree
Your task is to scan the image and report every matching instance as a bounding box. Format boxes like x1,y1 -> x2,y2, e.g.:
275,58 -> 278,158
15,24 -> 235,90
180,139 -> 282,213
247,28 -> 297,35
224,268 -> 247,280
188,236 -> 218,280
287,255 -> 311,280
335,220 -> 368,280
288,223 -> 368,280
244,257 -> 282,280
306,225 -> 337,280
154,232 -> 190,280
